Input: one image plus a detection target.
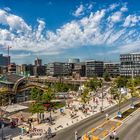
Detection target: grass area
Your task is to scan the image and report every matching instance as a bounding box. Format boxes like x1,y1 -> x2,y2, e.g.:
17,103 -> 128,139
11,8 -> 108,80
115,102 -> 140,120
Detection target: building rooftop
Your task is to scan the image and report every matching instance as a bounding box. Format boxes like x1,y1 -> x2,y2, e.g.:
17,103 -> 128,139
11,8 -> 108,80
121,52 -> 140,55
0,73 -> 23,84
104,62 -> 120,64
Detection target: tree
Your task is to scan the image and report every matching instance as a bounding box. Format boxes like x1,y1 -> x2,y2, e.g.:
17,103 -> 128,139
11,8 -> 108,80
115,76 -> 128,88
84,77 -> 100,92
30,88 -> 43,101
127,78 -> 140,108
0,87 -> 12,106
110,82 -> 127,117
103,71 -> 111,82
29,102 -> 44,115
53,82 -> 70,92
29,88 -> 45,123
81,88 -> 90,104
29,87 -> 55,123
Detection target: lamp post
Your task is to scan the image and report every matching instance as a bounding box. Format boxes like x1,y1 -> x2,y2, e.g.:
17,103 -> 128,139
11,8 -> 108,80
100,79 -> 104,112
1,122 -> 4,140
131,69 -> 135,109
101,85 -> 104,112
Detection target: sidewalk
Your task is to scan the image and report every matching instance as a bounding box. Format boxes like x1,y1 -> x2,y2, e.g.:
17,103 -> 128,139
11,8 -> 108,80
13,93 -> 115,140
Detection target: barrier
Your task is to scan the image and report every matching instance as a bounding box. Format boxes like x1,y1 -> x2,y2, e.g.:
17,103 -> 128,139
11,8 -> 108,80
83,134 -> 90,140
111,126 -> 115,131
91,128 -> 95,133
92,136 -> 99,140
102,130 -> 108,137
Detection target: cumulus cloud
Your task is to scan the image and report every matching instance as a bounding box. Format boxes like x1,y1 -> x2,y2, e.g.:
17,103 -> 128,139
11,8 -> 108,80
0,2 -> 140,60
0,9 -> 31,32
73,4 -> 84,17
123,15 -> 140,27
88,4 -> 93,10
108,11 -> 122,23
109,3 -> 119,10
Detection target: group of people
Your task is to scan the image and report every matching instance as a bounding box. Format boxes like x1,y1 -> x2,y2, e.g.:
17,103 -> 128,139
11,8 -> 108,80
20,126 -> 53,139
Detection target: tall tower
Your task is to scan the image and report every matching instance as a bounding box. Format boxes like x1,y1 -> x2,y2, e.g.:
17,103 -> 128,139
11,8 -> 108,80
34,57 -> 42,66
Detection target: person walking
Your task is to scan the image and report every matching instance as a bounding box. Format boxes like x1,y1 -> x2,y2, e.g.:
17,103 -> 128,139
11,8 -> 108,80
109,131 -> 114,139
113,130 -> 117,139
75,131 -> 78,140
105,113 -> 109,120
47,127 -> 52,139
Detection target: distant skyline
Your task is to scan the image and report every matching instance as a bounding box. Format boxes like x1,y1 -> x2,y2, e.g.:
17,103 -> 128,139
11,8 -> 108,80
0,0 -> 140,64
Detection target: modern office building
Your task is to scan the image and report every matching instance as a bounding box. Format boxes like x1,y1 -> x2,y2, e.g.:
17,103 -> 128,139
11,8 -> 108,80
33,65 -> 46,76
0,54 -> 10,66
68,58 -> 80,64
8,63 -> 16,74
85,60 -> 104,77
46,62 -> 72,76
104,62 -> 120,77
120,53 -> 140,76
34,57 -> 42,66
0,66 -> 8,74
16,64 -> 46,76
72,62 -> 86,78
16,64 -> 34,76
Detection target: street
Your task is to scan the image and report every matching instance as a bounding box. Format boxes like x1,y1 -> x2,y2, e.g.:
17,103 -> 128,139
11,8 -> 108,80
116,109 -> 140,140
51,99 -> 139,140
0,127 -> 20,140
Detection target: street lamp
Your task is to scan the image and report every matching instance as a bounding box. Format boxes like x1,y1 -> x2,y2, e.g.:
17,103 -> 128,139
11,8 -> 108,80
1,121 -> 4,140
131,69 -> 135,109
100,79 -> 104,112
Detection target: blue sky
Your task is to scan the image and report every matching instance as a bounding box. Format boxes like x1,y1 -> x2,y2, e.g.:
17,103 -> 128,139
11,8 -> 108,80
0,0 -> 140,64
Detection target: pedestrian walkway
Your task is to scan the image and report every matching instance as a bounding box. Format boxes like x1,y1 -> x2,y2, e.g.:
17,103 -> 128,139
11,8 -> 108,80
13,93 -> 115,140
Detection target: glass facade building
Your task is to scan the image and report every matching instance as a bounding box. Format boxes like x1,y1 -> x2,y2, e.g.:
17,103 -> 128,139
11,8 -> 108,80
0,54 -> 10,66
120,53 -> 140,76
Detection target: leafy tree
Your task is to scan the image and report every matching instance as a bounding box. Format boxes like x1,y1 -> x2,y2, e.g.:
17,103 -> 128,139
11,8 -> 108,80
84,77 -> 100,92
0,87 -> 12,106
115,76 -> 128,88
81,88 -> 90,104
29,87 -> 56,123
30,88 -> 45,123
103,71 -> 111,81
42,88 -> 55,102
127,78 -> 140,108
29,102 -> 44,114
110,82 -> 127,115
53,82 -> 69,92
30,88 -> 43,101
134,77 -> 140,87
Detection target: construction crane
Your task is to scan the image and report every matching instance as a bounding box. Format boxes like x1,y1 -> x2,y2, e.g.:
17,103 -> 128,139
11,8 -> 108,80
7,46 -> 12,65
2,46 -> 12,65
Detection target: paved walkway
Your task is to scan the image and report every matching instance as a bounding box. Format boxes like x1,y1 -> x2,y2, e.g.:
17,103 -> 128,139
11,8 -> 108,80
12,92 -> 115,140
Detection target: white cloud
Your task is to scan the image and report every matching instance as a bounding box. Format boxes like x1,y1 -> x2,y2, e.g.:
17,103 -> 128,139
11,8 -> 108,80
123,15 -> 140,27
73,4 -> 84,17
4,7 -> 11,12
120,3 -> 128,12
109,40 -> 140,54
109,3 -> 119,10
108,11 -> 122,23
0,3 -> 140,60
120,6 -> 128,12
0,9 -> 31,33
36,19 -> 46,40
88,4 -> 93,10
